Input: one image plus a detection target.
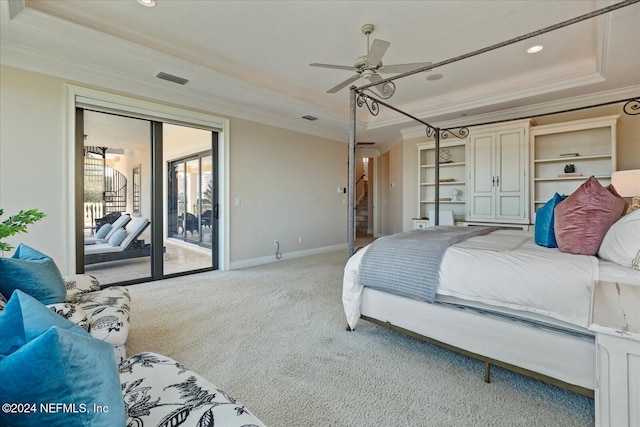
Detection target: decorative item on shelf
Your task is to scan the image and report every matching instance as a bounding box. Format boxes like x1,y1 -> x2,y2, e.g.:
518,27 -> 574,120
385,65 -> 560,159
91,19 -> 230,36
564,164 -> 575,173
439,197 -> 452,201
451,188 -> 461,201
611,169 -> 640,210
439,178 -> 455,182
559,152 -> 579,157
439,149 -> 453,164
558,172 -> 583,178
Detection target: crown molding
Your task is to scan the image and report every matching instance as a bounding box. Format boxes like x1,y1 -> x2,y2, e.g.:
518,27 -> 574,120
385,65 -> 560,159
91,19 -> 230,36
0,39 -> 354,143
398,85 -> 640,141
368,57 -> 603,130
7,0 -> 24,19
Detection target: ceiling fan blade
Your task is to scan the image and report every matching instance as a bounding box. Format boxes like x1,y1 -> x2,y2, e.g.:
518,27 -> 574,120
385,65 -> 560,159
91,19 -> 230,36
369,74 -> 386,93
367,39 -> 390,65
310,63 -> 357,71
379,62 -> 433,74
327,74 -> 361,93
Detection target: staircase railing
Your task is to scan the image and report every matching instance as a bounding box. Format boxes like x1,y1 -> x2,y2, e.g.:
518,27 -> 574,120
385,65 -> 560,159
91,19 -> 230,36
103,166 -> 127,214
84,149 -> 127,224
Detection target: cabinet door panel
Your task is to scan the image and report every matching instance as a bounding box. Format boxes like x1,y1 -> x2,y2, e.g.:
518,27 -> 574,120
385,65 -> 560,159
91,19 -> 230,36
497,130 -> 524,194
471,134 -> 494,194
471,196 -> 493,216
496,129 -> 527,221
467,133 -> 495,219
498,195 -> 524,217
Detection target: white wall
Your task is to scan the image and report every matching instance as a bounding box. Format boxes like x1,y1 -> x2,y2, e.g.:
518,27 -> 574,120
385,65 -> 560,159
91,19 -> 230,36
0,65 -> 348,273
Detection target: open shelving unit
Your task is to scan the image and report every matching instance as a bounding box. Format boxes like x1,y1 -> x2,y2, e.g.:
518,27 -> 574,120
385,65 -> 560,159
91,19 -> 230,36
530,115 -> 618,223
417,140 -> 467,222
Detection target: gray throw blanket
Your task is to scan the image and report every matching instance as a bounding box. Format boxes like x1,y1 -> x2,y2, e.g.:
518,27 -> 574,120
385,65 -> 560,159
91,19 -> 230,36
359,226 -> 498,303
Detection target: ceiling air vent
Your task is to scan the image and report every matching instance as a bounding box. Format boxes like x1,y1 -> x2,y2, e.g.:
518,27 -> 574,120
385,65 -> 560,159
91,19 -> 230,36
301,115 -> 318,121
156,72 -> 189,85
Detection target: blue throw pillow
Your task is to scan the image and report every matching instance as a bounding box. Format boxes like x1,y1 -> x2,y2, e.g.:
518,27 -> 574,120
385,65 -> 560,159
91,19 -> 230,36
108,228 -> 127,247
535,193 -> 566,248
0,290 -> 87,356
94,223 -> 112,239
0,326 -> 126,427
0,244 -> 67,304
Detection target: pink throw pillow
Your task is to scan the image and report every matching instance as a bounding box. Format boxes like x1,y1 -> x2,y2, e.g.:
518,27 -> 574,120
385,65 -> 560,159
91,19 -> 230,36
554,176 -> 628,255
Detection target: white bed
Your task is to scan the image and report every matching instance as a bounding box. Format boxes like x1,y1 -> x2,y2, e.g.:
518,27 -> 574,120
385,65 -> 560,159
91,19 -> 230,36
343,229 -> 640,395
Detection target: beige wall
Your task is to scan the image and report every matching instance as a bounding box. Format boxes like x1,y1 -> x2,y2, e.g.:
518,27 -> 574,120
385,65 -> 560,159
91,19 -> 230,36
0,65 -> 348,273
0,67 -> 68,269
386,101 -> 640,234
228,118 -> 347,263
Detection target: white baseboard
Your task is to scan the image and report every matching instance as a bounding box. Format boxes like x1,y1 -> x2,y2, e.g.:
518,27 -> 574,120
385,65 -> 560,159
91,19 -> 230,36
229,243 -> 347,270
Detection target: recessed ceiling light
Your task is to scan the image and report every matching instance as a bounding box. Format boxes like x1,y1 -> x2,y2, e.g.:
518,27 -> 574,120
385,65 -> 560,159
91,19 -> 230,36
137,0 -> 157,7
527,45 -> 543,54
426,73 -> 443,81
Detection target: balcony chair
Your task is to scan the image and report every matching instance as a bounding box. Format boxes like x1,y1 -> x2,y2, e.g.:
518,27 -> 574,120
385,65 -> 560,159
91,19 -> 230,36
84,217 -> 151,265
85,214 -> 131,245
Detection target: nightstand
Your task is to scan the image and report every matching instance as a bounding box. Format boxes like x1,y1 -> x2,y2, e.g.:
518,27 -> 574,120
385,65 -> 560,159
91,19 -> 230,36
413,219 -> 429,230
589,280 -> 640,427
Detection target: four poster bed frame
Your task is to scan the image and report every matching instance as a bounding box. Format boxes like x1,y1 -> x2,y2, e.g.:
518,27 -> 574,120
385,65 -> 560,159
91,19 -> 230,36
344,0 -> 639,398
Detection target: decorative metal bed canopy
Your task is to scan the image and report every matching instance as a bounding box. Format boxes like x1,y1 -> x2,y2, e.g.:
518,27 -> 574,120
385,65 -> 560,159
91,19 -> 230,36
347,0 -> 640,257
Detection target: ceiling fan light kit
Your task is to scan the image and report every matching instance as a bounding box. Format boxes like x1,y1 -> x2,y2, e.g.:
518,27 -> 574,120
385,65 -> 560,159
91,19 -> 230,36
310,24 -> 435,97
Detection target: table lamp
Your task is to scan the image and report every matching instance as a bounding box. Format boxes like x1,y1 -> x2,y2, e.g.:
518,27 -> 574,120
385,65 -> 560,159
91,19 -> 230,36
611,169 -> 640,210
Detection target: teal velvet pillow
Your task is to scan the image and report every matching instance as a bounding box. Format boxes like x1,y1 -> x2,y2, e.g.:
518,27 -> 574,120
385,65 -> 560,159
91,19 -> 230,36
0,244 -> 66,304
534,193 -> 566,248
108,228 -> 127,247
0,290 -> 88,356
0,326 -> 126,427
94,223 -> 112,239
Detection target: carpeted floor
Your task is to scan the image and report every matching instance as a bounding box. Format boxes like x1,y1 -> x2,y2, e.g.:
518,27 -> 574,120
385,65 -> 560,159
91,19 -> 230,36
126,250 -> 594,426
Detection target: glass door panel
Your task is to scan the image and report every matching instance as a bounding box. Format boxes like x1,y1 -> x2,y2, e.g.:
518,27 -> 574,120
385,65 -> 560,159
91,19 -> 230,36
200,155 -> 214,247
163,124 -> 215,275
184,158 -> 200,244
81,110 -> 152,285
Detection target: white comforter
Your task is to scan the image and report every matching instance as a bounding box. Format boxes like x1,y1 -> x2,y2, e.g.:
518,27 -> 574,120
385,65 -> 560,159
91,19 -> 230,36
343,230 -> 600,330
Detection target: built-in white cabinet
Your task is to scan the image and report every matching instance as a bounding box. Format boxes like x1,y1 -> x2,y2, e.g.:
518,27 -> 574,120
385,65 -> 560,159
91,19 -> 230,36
417,140 -> 467,222
530,115 -> 618,223
466,120 -> 532,224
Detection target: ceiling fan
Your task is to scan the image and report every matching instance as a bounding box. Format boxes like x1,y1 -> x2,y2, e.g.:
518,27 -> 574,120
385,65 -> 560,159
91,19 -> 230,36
310,24 -> 432,95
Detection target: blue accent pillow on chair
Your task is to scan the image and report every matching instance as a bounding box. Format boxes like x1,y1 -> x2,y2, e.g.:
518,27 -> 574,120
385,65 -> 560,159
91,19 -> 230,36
94,223 -> 112,239
108,228 -> 128,247
0,244 -> 66,304
0,290 -> 87,356
0,327 -> 126,427
535,193 -> 566,248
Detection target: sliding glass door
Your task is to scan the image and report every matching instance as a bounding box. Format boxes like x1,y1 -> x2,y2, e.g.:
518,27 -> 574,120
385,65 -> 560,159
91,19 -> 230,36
77,109 -> 218,285
167,154 -> 215,247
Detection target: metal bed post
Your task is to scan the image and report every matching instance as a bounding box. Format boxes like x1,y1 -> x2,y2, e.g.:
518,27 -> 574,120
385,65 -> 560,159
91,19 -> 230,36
348,87 -> 357,257
434,128 -> 440,226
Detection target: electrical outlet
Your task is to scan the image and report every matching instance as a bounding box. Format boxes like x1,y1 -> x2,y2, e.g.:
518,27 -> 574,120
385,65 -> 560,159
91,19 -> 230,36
273,240 -> 279,247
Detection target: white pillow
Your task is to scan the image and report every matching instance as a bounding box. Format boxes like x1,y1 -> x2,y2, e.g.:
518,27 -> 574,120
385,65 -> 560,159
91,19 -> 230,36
598,209 -> 640,270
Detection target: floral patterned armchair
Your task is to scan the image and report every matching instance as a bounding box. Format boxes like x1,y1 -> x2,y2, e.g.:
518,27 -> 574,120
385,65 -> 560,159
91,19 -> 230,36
47,274 -> 130,363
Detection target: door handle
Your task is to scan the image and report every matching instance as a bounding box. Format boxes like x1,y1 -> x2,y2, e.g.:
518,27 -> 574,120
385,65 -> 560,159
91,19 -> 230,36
492,176 -> 495,186
496,176 -> 499,187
